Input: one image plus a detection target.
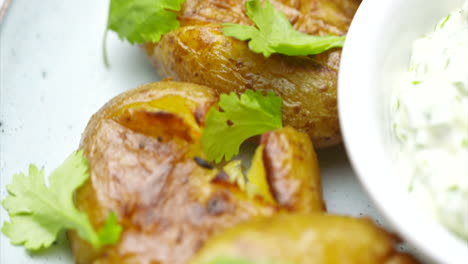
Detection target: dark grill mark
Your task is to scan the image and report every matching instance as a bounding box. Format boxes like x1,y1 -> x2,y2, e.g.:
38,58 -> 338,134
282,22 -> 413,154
194,156 -> 213,169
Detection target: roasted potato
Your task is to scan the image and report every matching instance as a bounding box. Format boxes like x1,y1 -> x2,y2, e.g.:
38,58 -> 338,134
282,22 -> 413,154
69,81 -> 324,264
190,214 -> 419,264
145,0 -> 362,147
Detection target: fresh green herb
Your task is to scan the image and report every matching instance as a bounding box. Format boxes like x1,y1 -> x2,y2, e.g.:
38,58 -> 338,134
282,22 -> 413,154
444,58 -> 451,70
395,127 -> 407,143
222,0 -> 345,57
395,98 -> 401,110
107,0 -> 186,44
462,138 -> 468,147
399,134 -> 408,142
453,81 -> 467,96
439,14 -> 451,29
1,151 -> 122,251
106,0 -> 343,58
408,176 -> 416,192
202,90 -> 283,163
411,80 -> 422,85
448,185 -> 460,192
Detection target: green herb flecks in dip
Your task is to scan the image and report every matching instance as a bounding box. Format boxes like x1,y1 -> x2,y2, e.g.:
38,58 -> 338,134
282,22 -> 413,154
393,1 -> 468,240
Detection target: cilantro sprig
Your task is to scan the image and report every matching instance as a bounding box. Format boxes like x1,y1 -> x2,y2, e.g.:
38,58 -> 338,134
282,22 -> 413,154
1,151 -> 122,251
107,0 -> 186,44
202,90 -> 283,163
106,0 -> 344,58
222,0 -> 345,57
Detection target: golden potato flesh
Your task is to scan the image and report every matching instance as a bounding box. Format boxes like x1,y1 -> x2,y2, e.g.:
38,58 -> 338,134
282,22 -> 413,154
189,214 -> 419,264
69,81 -> 324,264
145,0 -> 361,147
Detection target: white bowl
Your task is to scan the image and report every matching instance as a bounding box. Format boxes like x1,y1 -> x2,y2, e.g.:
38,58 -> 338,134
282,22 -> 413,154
339,0 -> 468,263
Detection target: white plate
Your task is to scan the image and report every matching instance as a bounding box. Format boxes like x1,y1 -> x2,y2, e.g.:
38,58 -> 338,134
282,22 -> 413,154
1,0 -> 390,262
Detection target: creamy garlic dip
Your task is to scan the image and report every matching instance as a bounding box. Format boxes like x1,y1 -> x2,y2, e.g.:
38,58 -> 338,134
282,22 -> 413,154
393,2 -> 468,240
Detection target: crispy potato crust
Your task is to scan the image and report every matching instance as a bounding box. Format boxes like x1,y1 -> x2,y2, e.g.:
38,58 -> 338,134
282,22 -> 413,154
69,81 -> 324,264
262,127 -> 324,212
146,0 -> 361,147
189,214 -> 420,264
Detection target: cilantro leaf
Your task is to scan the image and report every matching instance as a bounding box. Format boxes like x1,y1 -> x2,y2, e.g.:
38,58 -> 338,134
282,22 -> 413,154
202,90 -> 282,163
222,0 -> 345,57
1,151 -> 122,251
97,211 -> 122,245
108,0 -> 186,44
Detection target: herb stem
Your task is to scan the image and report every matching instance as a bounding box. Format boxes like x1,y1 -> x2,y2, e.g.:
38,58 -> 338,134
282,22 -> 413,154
102,30 -> 110,69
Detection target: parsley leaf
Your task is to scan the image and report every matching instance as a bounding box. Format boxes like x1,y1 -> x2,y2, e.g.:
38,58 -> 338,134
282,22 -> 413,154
202,90 -> 282,163
222,0 -> 345,57
108,0 -> 186,44
1,151 -> 122,251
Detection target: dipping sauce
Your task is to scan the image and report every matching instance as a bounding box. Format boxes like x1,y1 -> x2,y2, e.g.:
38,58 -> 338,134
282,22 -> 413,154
393,2 -> 468,240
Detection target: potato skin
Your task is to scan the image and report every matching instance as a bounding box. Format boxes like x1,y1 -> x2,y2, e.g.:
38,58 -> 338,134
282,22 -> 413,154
189,214 -> 420,264
262,127 -> 324,212
69,81 -> 324,264
178,0 -> 360,35
146,0 -> 361,147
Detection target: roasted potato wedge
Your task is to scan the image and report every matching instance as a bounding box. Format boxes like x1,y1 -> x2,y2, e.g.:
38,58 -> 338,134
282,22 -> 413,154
261,127 -> 323,212
69,81 -> 324,264
178,0 -> 361,34
145,0 -> 361,147
189,214 -> 419,264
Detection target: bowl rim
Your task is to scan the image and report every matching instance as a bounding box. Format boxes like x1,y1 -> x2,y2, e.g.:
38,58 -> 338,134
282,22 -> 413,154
338,0 -> 468,263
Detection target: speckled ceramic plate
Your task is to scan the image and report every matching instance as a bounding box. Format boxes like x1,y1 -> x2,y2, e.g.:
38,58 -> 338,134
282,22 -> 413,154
1,0 -> 391,263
